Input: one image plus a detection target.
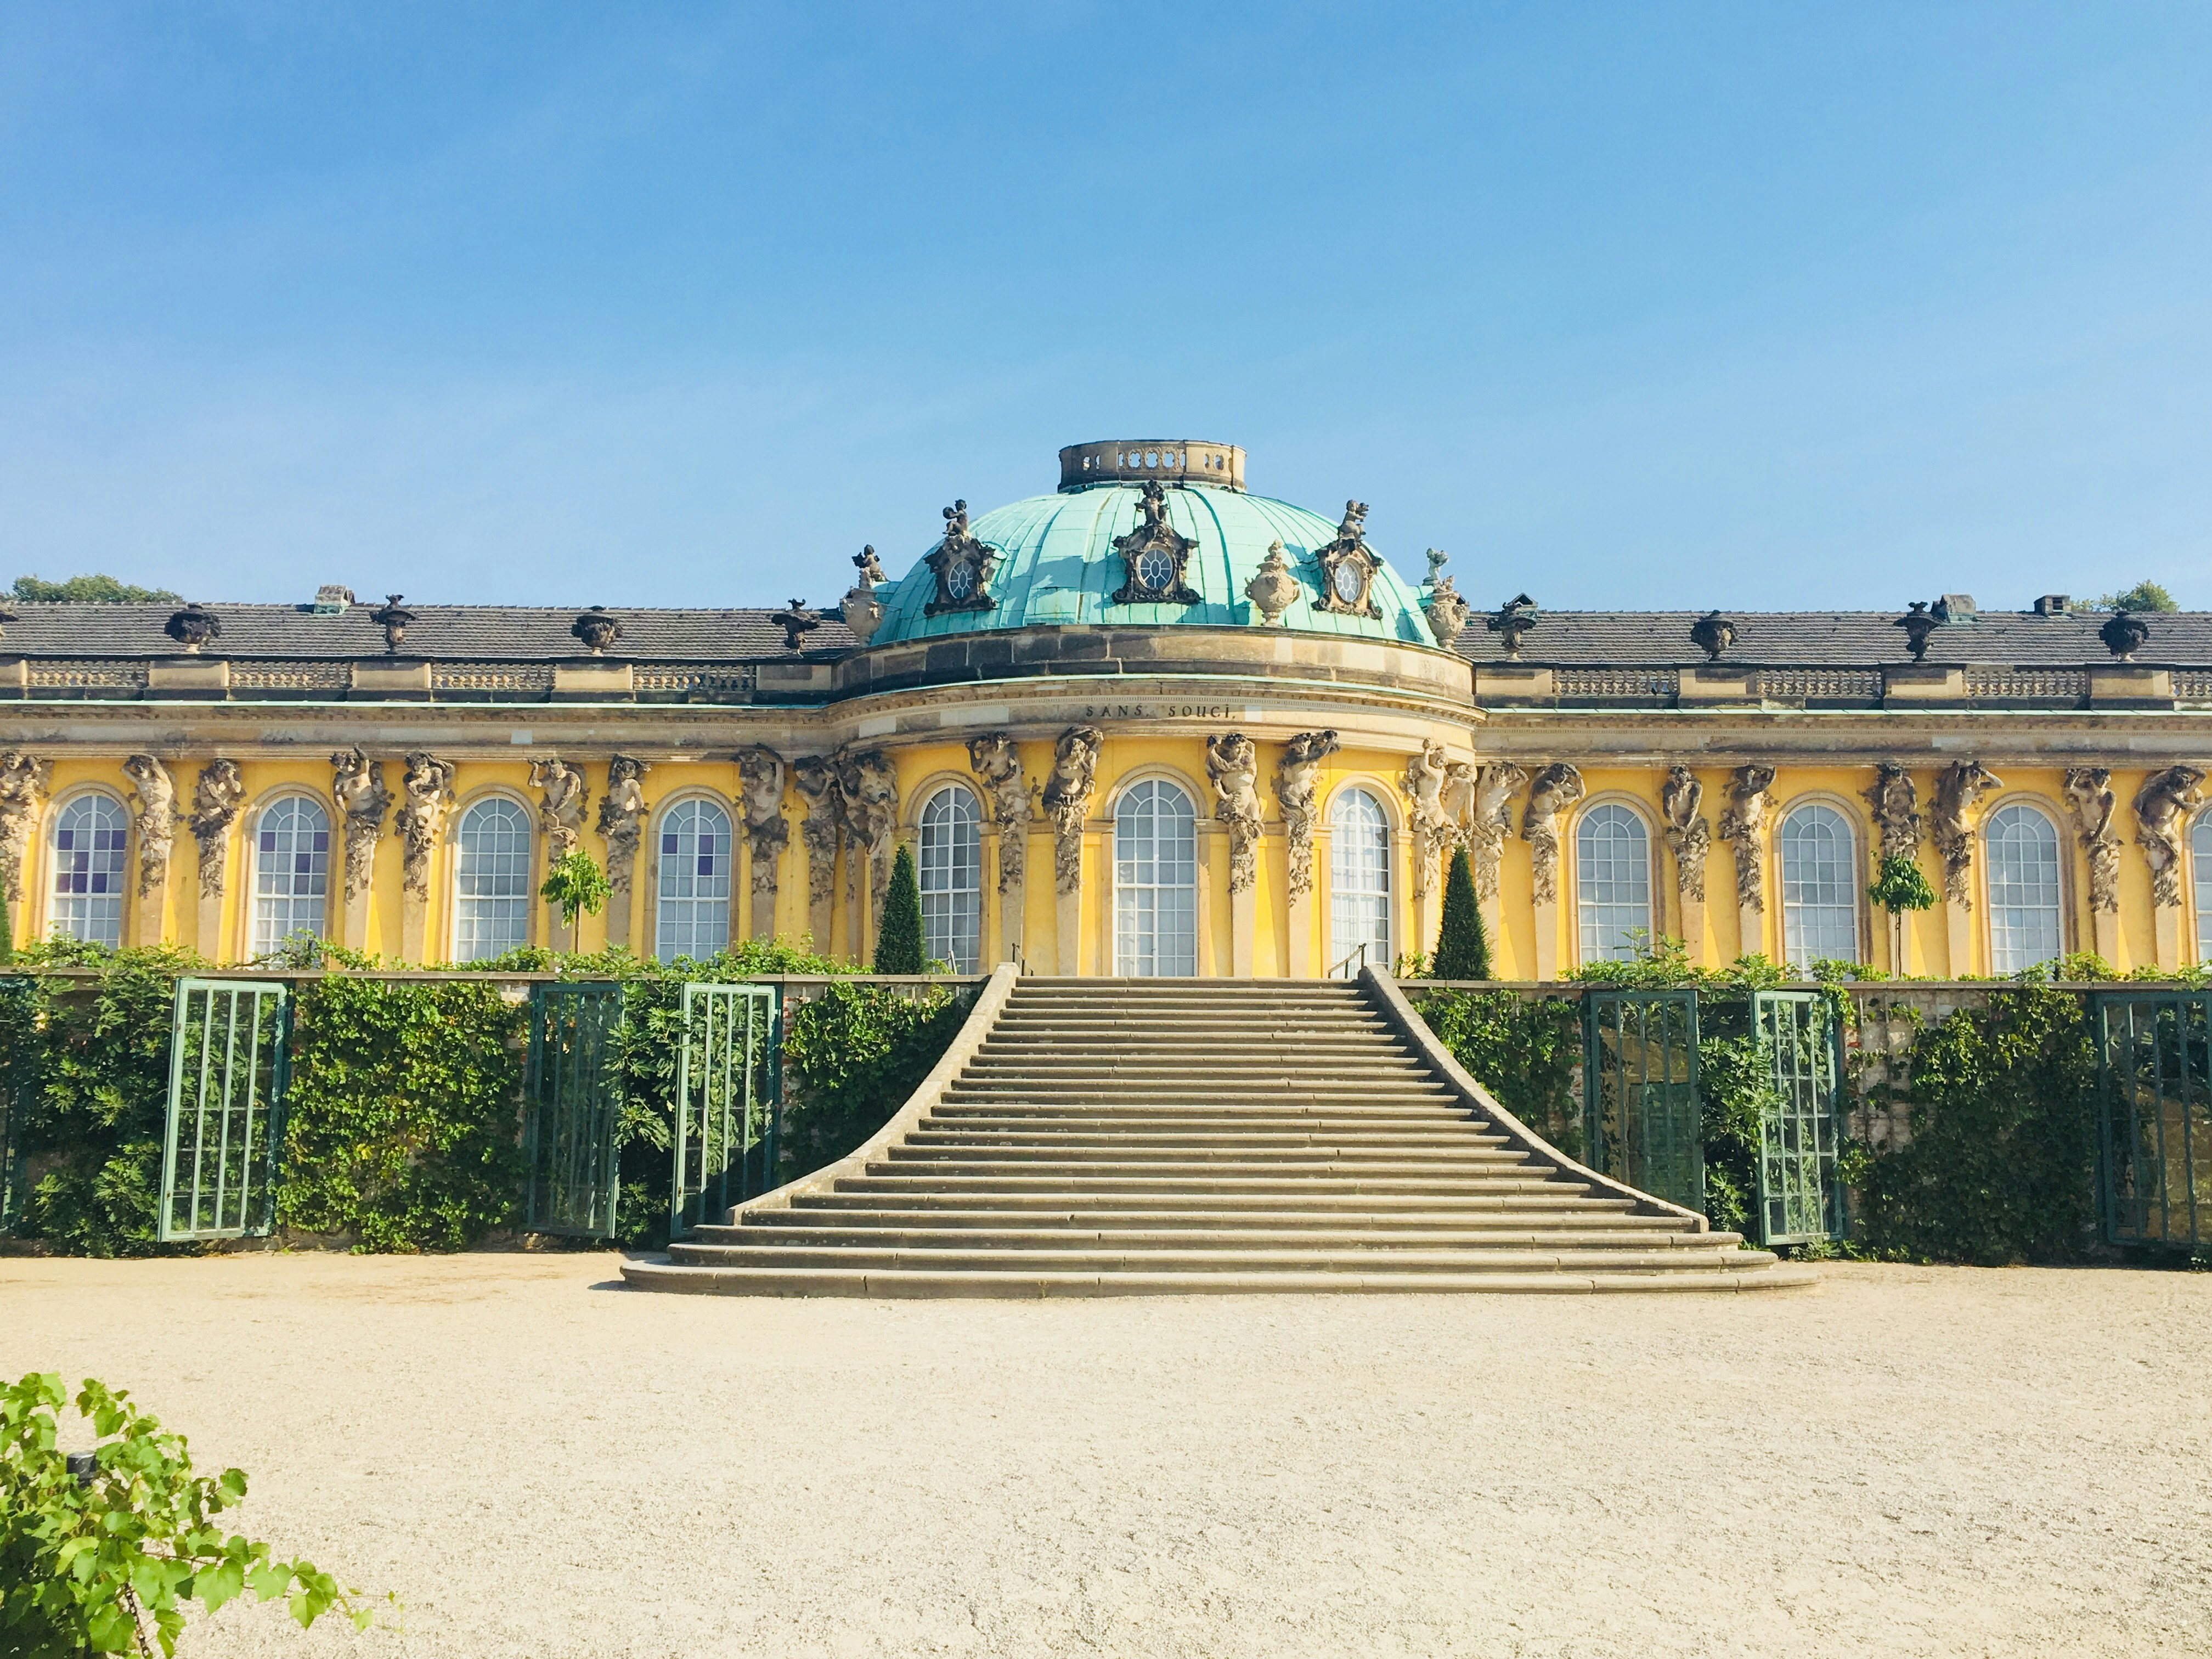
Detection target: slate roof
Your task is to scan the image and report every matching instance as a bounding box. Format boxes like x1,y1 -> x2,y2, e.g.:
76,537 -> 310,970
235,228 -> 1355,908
1449,610 -> 2212,668
0,603 -> 855,662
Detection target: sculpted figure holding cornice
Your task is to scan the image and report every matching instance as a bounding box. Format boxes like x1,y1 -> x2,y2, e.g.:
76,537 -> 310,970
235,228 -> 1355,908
1401,741 -> 1451,899
1930,760 -> 2002,905
1469,763 -> 1527,901
736,747 -> 790,897
2133,765 -> 2207,911
396,752 -> 459,899
791,755 -> 844,908
594,755 -> 651,900
2062,767 -> 2120,915
330,747 -> 393,904
1205,733 -> 1264,896
188,761 -> 245,899
967,734 -> 1031,894
1717,765 -> 1776,911
836,748 -> 899,908
1660,766 -> 1711,904
528,756 -> 588,865
1521,763 -> 1587,907
0,752 -> 53,905
1274,731 -> 1340,902
121,755 -> 177,901
1042,727 -> 1103,896
1864,764 -> 1921,865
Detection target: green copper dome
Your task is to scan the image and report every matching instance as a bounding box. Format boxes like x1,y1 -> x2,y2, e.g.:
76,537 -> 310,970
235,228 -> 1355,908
869,441 -> 1435,648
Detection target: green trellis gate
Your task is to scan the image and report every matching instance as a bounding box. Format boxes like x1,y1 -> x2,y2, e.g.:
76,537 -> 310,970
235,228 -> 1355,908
1750,990 -> 1846,1246
2094,990 -> 2211,1251
157,979 -> 292,1243
669,983 -> 782,1240
524,981 -> 625,1239
1582,988 -> 1703,1213
0,975 -> 37,1233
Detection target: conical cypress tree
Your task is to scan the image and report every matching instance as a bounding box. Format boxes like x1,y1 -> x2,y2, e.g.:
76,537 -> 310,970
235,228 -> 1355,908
1430,844 -> 1491,980
873,843 -> 926,973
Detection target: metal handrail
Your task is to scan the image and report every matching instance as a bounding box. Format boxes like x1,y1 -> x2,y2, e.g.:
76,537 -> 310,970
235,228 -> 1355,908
1326,943 -> 1370,980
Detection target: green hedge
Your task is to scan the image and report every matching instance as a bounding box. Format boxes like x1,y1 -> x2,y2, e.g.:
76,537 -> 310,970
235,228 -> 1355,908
0,938 -> 972,1257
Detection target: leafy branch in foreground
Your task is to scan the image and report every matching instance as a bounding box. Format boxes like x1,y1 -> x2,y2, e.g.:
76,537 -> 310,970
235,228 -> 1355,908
0,1373 -> 391,1656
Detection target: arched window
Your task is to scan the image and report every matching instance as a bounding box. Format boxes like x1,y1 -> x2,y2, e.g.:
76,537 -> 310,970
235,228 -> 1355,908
1114,779 -> 1197,976
453,797 -> 532,962
1985,803 -> 2063,973
1329,788 -> 1391,975
2194,812 -> 2212,963
49,793 -> 127,947
917,785 -> 982,973
251,795 -> 330,957
1576,803 -> 1651,964
1779,804 -> 1859,967
656,798 -> 731,963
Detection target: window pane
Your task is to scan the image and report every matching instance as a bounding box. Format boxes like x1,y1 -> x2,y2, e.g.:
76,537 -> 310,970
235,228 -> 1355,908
2196,814 -> 2212,964
1780,804 -> 1859,967
1986,803 -> 2063,973
1114,780 -> 1197,976
454,797 -> 532,962
656,799 -> 731,963
1576,804 -> 1651,964
50,794 -> 128,948
918,786 -> 981,973
1328,788 -> 1391,975
252,795 -> 330,957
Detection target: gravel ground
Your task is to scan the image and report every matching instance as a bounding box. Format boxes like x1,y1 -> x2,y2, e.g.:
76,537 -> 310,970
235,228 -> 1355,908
3,1255 -> 2208,1658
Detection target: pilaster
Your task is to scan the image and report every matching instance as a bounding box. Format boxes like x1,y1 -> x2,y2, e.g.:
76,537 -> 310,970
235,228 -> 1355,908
1230,884 -> 1256,978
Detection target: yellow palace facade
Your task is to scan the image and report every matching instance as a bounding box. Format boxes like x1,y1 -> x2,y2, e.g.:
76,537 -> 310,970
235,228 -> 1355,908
4,437 -> 2211,980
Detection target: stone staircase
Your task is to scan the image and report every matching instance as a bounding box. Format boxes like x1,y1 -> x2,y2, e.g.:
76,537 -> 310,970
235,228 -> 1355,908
621,973 -> 1816,1297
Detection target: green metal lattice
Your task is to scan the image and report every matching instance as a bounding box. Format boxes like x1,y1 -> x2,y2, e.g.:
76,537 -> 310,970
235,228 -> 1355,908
157,980 -> 292,1243
524,981 -> 625,1239
0,975 -> 37,1234
669,983 -> 781,1240
1750,990 -> 1846,1246
1582,988 -> 1703,1213
2094,990 -> 2211,1251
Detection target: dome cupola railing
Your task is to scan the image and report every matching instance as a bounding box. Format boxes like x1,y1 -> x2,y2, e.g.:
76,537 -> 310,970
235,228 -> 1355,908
1058,440 -> 1245,493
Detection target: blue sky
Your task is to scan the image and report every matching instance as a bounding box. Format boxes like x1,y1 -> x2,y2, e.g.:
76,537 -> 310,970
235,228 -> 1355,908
3,2 -> 2208,612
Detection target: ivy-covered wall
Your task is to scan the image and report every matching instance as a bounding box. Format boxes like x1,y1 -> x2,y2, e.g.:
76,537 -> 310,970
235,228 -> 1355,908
0,938 -> 972,1257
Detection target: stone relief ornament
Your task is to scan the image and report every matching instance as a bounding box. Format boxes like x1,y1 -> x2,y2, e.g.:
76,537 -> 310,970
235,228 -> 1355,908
0,752 -> 54,905
2133,765 -> 2207,910
1469,763 -> 1527,901
1314,500 -> 1381,619
1521,764 -> 1587,908
1205,733 -> 1265,896
2063,766 -> 2120,916
736,746 -> 790,896
1717,764 -> 1777,912
791,755 -> 844,907
923,500 -> 998,617
836,748 -> 900,908
330,747 -> 393,905
1042,727 -> 1104,896
187,761 -> 245,899
1864,764 -> 1921,865
527,755 -> 588,865
393,752 -> 459,899
842,546 -> 887,647
1660,766 -> 1711,904
1244,540 -> 1302,626
1273,731 -> 1340,902
121,755 -> 176,901
1487,594 -> 1539,658
594,755 -> 651,899
1930,760 -> 2002,906
571,606 -> 623,655
1401,740 -> 1451,899
967,734 -> 1032,894
369,594 -> 415,654
1110,481 -> 1200,606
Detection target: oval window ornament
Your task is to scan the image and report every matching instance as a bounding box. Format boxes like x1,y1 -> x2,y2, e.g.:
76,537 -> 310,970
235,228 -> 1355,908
1333,562 -> 1364,603
1136,550 -> 1176,592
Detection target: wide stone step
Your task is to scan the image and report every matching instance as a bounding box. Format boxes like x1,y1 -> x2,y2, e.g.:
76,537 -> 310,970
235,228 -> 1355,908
665,1242 -> 1778,1274
887,1139 -> 1534,1162
754,1204 -> 1678,1232
840,1172 -> 1600,1197
709,1221 -> 1730,1249
795,1189 -> 1641,1214
906,1128 -> 1510,1149
941,1087 -> 1462,1105
621,1262 -> 1821,1297
924,1105 -> 1491,1125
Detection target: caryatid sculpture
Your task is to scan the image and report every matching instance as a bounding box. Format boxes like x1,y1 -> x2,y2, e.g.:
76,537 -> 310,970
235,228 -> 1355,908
1864,764 -> 1921,866
0,752 -> 53,906
527,756 -> 588,865
2134,765 -> 2207,911
1401,740 -> 1451,899
1274,731 -> 1340,901
330,747 -> 392,905
187,761 -> 245,898
966,734 -> 1031,894
1660,765 -> 1710,904
1930,760 -> 2001,905
736,747 -> 790,918
594,755 -> 651,900
1468,763 -> 1527,901
2062,766 -> 2120,915
1717,764 -> 1776,911
791,755 -> 844,912
1042,727 -> 1103,896
1521,763 -> 1586,907
836,748 -> 899,910
121,755 -> 177,901
394,752 -> 459,898
1205,733 -> 1265,895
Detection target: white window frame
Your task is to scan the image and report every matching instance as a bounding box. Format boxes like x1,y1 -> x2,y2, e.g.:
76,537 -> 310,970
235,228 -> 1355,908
250,793 -> 331,958
1778,802 -> 1861,968
654,796 -> 733,963
1984,801 -> 2065,974
1328,786 -> 1392,975
1113,778 -> 1198,977
1575,801 -> 1654,965
917,784 -> 983,973
48,791 -> 129,948
452,795 -> 534,963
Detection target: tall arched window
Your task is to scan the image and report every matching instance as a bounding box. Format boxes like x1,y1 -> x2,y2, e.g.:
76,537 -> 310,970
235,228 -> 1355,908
2194,812 -> 2212,963
251,795 -> 330,957
1779,804 -> 1859,967
1329,787 -> 1391,975
1114,779 -> 1197,976
49,793 -> 127,947
1576,803 -> 1651,964
917,785 -> 982,973
656,798 -> 731,963
453,797 -> 532,962
1985,803 -> 2063,973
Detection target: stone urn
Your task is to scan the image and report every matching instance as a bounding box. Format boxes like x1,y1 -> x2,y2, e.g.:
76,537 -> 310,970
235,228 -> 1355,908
841,585 -> 885,647
1245,540 -> 1301,625
1423,577 -> 1470,648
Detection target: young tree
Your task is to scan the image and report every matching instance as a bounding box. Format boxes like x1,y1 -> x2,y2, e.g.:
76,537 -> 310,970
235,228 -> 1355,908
873,844 -> 925,974
1430,845 -> 1492,980
538,850 -> 610,951
2092,580 -> 2179,613
12,574 -> 181,603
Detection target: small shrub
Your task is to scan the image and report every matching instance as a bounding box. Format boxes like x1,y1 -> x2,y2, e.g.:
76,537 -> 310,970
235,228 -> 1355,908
1430,847 -> 1491,980
873,845 -> 924,974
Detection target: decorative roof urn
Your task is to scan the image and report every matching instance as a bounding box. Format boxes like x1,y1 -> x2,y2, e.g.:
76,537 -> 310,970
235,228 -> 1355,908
1423,575 -> 1470,649
2101,610 -> 2151,662
571,605 -> 623,655
369,594 -> 416,654
1690,610 -> 1736,661
774,599 -> 820,652
1896,601 -> 1938,661
1486,593 -> 1539,658
842,546 -> 885,647
1244,540 -> 1301,625
165,602 -> 221,653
